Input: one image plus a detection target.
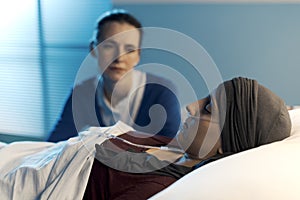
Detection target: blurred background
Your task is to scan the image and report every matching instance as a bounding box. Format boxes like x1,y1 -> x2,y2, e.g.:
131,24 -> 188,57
1,0 -> 299,142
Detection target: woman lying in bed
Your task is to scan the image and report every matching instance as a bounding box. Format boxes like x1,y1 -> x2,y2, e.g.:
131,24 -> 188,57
83,77 -> 291,200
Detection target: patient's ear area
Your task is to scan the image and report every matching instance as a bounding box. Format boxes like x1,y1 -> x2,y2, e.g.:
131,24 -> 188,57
216,138 -> 223,154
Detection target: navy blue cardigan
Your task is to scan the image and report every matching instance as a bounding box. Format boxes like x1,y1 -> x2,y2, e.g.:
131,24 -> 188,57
47,74 -> 181,142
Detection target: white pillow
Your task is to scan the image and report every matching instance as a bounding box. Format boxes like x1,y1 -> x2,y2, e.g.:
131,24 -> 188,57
150,109 -> 300,200
289,109 -> 300,135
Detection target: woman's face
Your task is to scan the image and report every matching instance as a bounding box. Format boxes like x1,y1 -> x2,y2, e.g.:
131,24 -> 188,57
93,22 -> 141,82
177,95 -> 222,159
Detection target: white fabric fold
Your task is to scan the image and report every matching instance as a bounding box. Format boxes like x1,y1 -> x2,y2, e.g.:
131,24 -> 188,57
0,121 -> 133,200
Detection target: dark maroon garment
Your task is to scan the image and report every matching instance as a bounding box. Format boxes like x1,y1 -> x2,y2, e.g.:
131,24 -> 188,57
83,131 -> 178,200
83,158 -> 177,200
82,131 -> 229,199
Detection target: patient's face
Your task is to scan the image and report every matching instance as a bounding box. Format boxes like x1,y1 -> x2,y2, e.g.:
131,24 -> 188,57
177,95 -> 222,159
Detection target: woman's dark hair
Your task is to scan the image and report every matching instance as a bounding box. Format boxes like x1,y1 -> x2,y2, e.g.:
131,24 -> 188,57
92,9 -> 143,46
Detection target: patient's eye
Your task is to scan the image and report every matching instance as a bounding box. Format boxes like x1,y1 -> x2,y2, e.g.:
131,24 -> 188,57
203,97 -> 211,114
204,103 -> 211,114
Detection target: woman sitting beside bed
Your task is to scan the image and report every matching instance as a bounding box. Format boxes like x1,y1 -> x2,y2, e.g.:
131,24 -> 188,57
83,77 -> 291,200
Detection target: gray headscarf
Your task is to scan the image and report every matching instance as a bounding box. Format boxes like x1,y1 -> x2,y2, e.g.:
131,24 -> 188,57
217,77 -> 291,153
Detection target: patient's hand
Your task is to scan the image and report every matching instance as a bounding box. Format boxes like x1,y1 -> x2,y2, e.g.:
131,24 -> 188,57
146,149 -> 183,162
146,149 -> 203,168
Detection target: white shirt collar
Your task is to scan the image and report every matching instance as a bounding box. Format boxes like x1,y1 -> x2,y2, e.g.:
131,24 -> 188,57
96,70 -> 146,126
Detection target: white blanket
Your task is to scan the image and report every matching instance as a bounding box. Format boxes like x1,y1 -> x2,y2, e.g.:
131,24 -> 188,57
0,121 -> 133,200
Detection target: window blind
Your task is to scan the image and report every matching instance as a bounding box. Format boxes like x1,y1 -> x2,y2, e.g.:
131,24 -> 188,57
0,0 -> 111,139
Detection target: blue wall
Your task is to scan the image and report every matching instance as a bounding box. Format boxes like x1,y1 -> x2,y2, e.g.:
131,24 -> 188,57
115,3 -> 300,105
